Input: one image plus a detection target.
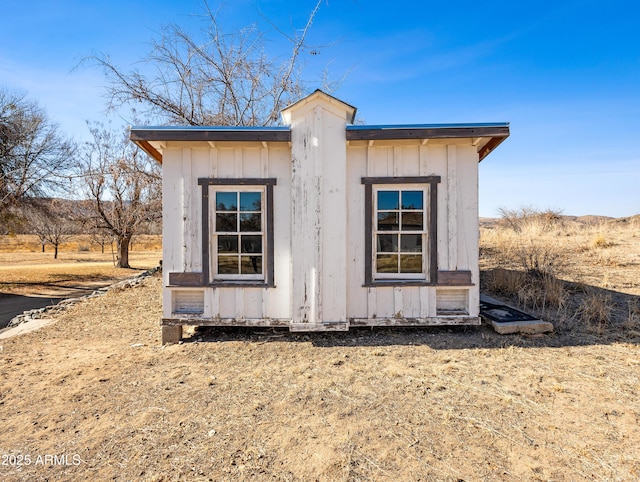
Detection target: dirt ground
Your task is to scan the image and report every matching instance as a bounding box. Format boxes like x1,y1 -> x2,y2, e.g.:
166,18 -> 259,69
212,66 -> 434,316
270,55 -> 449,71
1,273 -> 639,481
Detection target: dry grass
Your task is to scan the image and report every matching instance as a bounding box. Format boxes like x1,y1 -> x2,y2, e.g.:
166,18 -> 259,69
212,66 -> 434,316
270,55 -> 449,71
0,234 -> 162,254
0,219 -> 639,479
0,235 -> 162,295
481,211 -> 640,336
1,274 -> 640,481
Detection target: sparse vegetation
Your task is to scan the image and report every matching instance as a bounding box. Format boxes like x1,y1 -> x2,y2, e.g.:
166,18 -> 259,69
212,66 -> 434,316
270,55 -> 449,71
481,208 -> 640,336
0,212 -> 639,480
1,274 -> 640,480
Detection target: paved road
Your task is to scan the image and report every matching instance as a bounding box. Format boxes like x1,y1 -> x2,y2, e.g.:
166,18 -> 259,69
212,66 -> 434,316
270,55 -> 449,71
0,293 -> 65,329
0,284 -> 110,329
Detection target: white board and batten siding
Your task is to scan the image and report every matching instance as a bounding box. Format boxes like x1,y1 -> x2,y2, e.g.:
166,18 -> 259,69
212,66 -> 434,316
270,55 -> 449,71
162,143 -> 293,324
155,91 -> 496,339
346,140 -> 479,324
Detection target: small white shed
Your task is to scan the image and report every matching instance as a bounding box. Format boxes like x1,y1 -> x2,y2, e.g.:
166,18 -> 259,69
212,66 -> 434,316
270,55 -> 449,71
130,90 -> 509,343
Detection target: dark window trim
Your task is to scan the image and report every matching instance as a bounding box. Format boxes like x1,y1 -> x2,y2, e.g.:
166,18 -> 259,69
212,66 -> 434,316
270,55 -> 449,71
199,178 -> 277,287
362,176 -> 440,286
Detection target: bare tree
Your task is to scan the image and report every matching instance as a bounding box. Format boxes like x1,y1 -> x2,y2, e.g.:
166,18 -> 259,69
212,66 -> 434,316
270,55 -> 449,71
0,87 -> 75,214
86,1 -> 333,127
90,227 -> 113,254
25,199 -> 77,259
81,123 -> 161,268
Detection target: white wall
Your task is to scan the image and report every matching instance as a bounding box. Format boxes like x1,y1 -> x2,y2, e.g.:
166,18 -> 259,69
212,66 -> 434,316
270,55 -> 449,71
161,94 -> 480,326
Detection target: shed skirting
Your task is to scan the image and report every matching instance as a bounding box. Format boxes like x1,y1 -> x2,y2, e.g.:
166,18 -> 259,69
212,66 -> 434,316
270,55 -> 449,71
160,316 -> 480,329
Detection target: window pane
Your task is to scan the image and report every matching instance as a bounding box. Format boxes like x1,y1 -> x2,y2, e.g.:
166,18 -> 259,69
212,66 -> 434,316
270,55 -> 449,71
216,213 -> 237,232
217,255 -> 239,274
376,254 -> 398,273
240,192 -> 261,211
216,192 -> 237,211
401,212 -> 423,231
377,234 -> 398,253
241,235 -> 262,253
241,256 -> 262,274
377,191 -> 399,210
377,212 -> 399,231
400,254 -> 422,273
400,234 -> 422,252
240,213 -> 261,232
401,191 -> 423,210
218,235 -> 238,253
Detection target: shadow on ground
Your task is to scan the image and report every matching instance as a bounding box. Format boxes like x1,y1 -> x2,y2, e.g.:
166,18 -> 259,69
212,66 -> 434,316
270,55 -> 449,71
184,322 -> 638,350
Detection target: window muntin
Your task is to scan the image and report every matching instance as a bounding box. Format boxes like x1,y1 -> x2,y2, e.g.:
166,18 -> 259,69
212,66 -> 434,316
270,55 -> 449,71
373,187 -> 428,279
212,188 -> 265,279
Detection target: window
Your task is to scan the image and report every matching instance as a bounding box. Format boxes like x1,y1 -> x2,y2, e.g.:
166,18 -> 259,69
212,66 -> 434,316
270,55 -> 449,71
375,188 -> 426,278
362,177 -> 440,285
199,178 -> 276,286
214,189 -> 264,279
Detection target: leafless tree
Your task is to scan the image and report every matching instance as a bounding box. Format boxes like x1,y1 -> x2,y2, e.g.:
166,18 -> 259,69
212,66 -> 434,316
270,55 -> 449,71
0,87 -> 75,215
81,123 -> 161,268
25,199 -> 78,259
86,0 -> 335,127
90,228 -> 113,254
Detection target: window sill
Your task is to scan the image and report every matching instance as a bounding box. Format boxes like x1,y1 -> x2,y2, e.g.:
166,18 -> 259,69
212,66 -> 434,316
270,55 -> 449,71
363,281 -> 475,287
364,280 -> 435,287
208,282 -> 275,288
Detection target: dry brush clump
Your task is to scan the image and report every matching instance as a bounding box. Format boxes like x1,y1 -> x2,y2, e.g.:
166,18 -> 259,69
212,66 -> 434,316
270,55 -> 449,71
481,208 -> 640,337
483,208 -> 569,315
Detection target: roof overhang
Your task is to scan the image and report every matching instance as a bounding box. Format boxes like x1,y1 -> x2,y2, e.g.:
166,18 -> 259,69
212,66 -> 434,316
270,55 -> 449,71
346,123 -> 510,161
129,126 -> 291,163
130,122 -> 509,164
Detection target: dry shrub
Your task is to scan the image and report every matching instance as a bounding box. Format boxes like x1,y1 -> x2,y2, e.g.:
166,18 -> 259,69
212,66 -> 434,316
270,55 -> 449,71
485,268 -> 568,316
515,274 -> 569,320
578,290 -> 613,334
519,274 -> 568,311
494,206 -> 567,279
484,268 -> 526,297
497,206 -> 564,233
590,233 -> 612,249
513,235 -> 565,279
486,207 -> 571,316
622,298 -> 640,334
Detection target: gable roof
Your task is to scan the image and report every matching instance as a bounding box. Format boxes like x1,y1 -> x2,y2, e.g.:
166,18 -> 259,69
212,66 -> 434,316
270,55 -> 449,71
281,89 -> 357,124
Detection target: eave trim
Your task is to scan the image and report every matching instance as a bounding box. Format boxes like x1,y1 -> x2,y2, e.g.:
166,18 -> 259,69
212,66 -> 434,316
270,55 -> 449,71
346,124 -> 510,141
130,126 -> 291,143
134,140 -> 163,164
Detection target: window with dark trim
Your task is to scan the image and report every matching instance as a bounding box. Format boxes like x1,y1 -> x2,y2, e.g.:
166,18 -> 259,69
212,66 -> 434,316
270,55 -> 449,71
362,176 -> 440,286
199,178 -> 276,287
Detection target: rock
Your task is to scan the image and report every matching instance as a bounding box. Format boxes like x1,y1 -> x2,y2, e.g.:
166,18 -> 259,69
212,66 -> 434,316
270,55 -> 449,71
489,319 -> 554,335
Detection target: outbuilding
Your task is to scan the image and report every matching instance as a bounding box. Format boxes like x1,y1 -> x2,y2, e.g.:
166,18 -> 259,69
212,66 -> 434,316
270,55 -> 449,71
130,90 -> 509,344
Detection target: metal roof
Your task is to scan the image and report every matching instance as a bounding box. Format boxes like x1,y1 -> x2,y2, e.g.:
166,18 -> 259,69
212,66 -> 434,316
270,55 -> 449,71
347,122 -> 509,130
130,122 -> 509,163
130,125 -> 291,141
346,123 -> 510,161
130,125 -> 291,131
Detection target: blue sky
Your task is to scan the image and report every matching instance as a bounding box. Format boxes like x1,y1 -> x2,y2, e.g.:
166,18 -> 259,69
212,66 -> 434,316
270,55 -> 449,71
1,0 -> 639,217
